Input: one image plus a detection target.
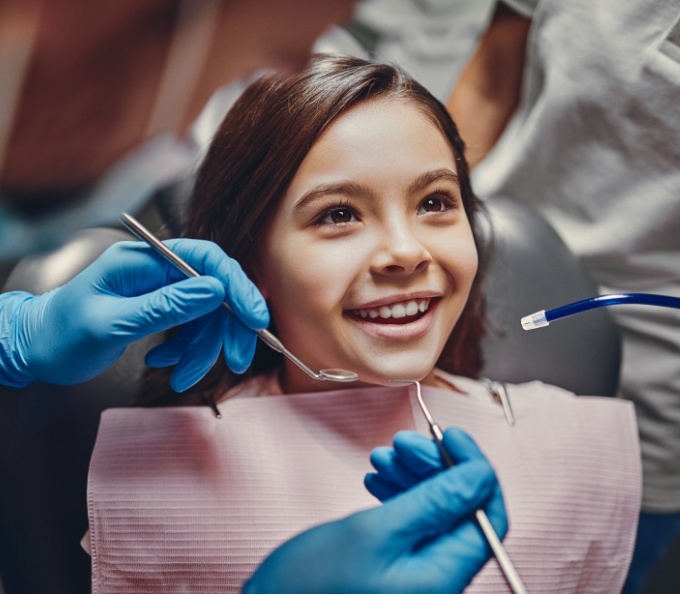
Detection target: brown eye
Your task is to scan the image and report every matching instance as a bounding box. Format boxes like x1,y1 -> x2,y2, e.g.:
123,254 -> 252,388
315,205 -> 359,226
422,197 -> 444,212
329,208 -> 354,223
418,191 -> 457,215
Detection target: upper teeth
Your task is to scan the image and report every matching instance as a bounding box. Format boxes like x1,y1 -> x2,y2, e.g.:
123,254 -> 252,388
352,299 -> 430,320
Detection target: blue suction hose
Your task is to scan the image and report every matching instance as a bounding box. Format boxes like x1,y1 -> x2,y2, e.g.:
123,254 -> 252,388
521,293 -> 680,330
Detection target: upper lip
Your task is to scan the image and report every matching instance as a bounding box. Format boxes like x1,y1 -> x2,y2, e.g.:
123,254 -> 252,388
346,291 -> 442,310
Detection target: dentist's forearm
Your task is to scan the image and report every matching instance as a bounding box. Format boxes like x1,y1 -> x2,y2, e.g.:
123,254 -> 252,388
447,3 -> 531,169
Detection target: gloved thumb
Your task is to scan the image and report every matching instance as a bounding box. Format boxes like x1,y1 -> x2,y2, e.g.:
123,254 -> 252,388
110,276 -> 227,337
377,459 -> 496,540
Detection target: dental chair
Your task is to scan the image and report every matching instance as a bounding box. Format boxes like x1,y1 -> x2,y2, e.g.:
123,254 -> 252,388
478,196 -> 621,395
0,196 -> 621,594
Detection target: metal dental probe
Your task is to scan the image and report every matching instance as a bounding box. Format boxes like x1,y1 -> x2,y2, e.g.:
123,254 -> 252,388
120,213 -> 359,384
394,379 -> 528,594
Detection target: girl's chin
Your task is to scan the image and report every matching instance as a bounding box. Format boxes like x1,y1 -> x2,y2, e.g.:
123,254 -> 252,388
352,364 -> 438,388
280,347 -> 440,392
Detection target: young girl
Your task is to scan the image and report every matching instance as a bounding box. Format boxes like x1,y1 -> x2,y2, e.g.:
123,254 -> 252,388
86,55 -> 641,593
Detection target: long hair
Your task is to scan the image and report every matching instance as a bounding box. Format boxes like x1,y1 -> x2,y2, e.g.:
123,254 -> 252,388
142,54 -> 488,404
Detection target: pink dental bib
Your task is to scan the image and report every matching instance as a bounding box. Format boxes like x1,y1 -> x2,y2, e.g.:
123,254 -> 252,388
87,374 -> 641,593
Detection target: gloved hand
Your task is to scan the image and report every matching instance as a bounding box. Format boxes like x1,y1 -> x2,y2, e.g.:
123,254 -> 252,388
364,427 -> 505,502
0,239 -> 268,391
242,427 -> 507,594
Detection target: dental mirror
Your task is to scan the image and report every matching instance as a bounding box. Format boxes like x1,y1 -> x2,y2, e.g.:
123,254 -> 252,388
317,368 -> 359,382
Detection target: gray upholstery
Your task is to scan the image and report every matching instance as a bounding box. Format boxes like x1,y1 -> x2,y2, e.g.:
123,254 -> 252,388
0,199 -> 621,593
480,196 -> 621,396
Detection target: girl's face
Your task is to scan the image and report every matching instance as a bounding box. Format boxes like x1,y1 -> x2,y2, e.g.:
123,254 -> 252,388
255,98 -> 478,393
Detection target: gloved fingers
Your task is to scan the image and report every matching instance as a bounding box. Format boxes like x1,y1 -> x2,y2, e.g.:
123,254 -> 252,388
439,427 -> 489,464
111,276 -> 227,338
418,472 -> 508,555
365,429 -> 489,502
86,242 -> 194,296
146,310 -> 259,385
145,321 -> 203,367
389,428 -> 490,477
167,312 -> 224,392
164,239 -> 270,331
376,458 -> 498,540
93,240 -> 268,331
222,314 -> 258,374
365,446 -> 422,498
390,431 -> 440,471
364,472 -> 403,502
405,480 -> 509,584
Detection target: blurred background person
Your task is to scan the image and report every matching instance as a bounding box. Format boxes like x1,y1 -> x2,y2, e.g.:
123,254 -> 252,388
445,2 -> 680,593
0,0 -> 360,257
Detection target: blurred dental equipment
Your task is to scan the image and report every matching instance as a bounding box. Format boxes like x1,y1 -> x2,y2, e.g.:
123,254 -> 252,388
121,213 -> 359,384
392,379 -> 529,594
521,293 -> 680,331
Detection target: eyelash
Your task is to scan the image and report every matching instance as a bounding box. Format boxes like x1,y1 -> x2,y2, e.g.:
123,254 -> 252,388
311,199 -> 359,226
311,190 -> 460,227
418,190 -> 459,214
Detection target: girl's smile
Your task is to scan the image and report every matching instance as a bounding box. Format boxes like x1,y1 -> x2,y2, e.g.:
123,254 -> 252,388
345,294 -> 440,341
254,97 -> 478,393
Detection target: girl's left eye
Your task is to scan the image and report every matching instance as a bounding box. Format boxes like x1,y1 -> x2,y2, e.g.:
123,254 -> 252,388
418,192 -> 457,214
314,205 -> 359,226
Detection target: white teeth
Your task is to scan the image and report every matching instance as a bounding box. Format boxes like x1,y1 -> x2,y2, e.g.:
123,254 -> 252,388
391,304 -> 407,319
352,299 -> 431,320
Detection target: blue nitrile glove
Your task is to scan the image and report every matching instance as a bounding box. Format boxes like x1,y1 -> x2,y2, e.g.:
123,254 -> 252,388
242,427 -> 507,594
0,239 -> 268,391
364,428 -> 505,502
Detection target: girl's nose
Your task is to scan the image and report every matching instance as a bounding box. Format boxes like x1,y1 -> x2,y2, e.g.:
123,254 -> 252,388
370,222 -> 432,276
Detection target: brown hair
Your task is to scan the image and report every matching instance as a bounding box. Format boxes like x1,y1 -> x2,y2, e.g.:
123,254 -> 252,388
142,54 -> 488,404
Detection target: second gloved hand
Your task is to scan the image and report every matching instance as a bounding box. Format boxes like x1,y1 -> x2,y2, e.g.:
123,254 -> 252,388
242,426 -> 507,594
0,239 -> 268,390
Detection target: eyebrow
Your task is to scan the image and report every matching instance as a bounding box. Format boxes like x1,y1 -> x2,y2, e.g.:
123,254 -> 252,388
407,168 -> 460,195
294,180 -> 378,211
293,168 -> 460,211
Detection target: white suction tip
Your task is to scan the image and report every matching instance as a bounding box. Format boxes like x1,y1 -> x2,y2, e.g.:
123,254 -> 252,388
521,310 -> 549,331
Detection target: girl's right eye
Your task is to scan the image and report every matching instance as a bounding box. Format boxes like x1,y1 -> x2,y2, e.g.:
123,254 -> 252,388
314,205 -> 359,226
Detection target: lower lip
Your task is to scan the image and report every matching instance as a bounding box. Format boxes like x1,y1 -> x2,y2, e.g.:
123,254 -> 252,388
344,300 -> 440,342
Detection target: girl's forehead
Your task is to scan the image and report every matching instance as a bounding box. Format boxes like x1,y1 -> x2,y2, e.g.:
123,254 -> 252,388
295,98 -> 456,179
323,97 -> 442,139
